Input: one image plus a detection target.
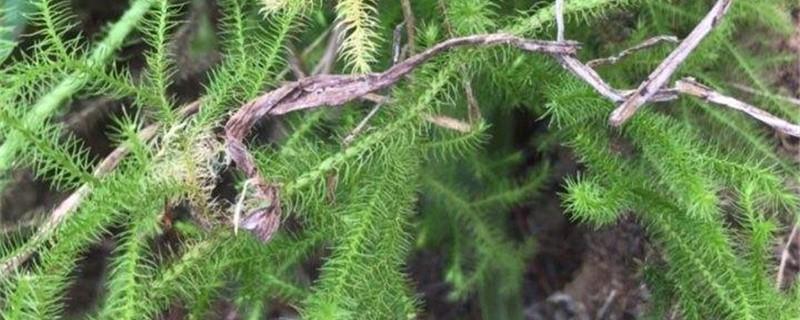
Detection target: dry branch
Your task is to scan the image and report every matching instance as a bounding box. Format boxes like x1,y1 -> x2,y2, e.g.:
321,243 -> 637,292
777,222 -> 799,289
424,115 -> 472,133
225,19 -> 800,242
608,0 -> 734,126
311,24 -> 342,76
675,78 -> 800,137
224,34 -> 578,241
587,35 -> 679,68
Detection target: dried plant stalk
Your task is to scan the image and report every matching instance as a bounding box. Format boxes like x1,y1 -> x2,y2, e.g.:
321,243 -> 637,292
608,0 -> 734,126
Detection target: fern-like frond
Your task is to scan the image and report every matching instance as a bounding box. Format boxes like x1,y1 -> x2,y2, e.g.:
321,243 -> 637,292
0,107 -> 95,190
335,0 -> 382,73
98,205 -> 161,319
0,0 -> 152,174
304,147 -> 419,319
139,0 -> 182,123
27,0 -> 79,59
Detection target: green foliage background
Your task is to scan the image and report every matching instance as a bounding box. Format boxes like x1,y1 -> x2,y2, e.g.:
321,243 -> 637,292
0,0 -> 798,319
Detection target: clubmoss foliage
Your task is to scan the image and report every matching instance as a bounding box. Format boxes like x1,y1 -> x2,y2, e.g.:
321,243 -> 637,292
0,0 -> 797,319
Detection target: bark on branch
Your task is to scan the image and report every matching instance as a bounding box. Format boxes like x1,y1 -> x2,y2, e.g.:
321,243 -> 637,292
608,0 -> 734,126
224,34 -> 579,241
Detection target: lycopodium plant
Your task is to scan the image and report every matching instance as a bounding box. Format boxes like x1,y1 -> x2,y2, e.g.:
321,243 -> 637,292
0,0 -> 798,319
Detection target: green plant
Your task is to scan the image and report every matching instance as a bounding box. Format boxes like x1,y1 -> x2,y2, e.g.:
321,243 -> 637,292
0,0 -> 798,319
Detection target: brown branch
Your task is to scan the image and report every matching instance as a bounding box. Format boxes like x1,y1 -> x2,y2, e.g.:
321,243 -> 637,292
587,35 -> 680,68
555,55 -> 679,103
342,104 -> 383,146
676,78 -> 800,137
311,23 -> 343,76
224,34 -> 578,241
286,44 -> 307,79
224,3 -> 797,244
608,0 -> 734,126
777,222 -> 799,290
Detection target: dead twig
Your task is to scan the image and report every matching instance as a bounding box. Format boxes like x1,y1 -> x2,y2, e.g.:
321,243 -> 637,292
555,55 -> 679,103
287,44 -> 308,79
777,222 -> 799,290
676,78 -> 800,137
342,104 -> 383,146
463,77 -> 482,123
342,23 -> 409,146
311,23 -> 343,76
424,115 -> 472,133
587,35 -> 680,68
226,0 -> 800,244
224,34 -> 578,242
596,289 -> 618,319
609,0 -> 734,126
276,25 -> 334,80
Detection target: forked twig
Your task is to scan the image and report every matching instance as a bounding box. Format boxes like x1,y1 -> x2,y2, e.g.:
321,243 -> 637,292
555,55 -> 679,103
609,0 -> 734,126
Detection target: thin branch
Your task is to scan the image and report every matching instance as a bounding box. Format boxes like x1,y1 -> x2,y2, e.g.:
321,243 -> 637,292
587,35 -> 679,68
555,55 -> 679,103
777,222 -> 799,290
609,0 -> 734,126
224,7 -> 800,244
311,23 -> 343,76
342,104 -> 383,146
596,289 -> 618,319
287,44 -> 307,79
676,78 -> 800,137
463,77 -> 482,123
276,24 -> 334,79
425,115 -> 472,133
343,25 -> 407,146
392,22 -> 406,65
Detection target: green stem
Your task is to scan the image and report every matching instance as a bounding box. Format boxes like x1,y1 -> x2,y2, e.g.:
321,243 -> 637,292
0,0 -> 153,171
